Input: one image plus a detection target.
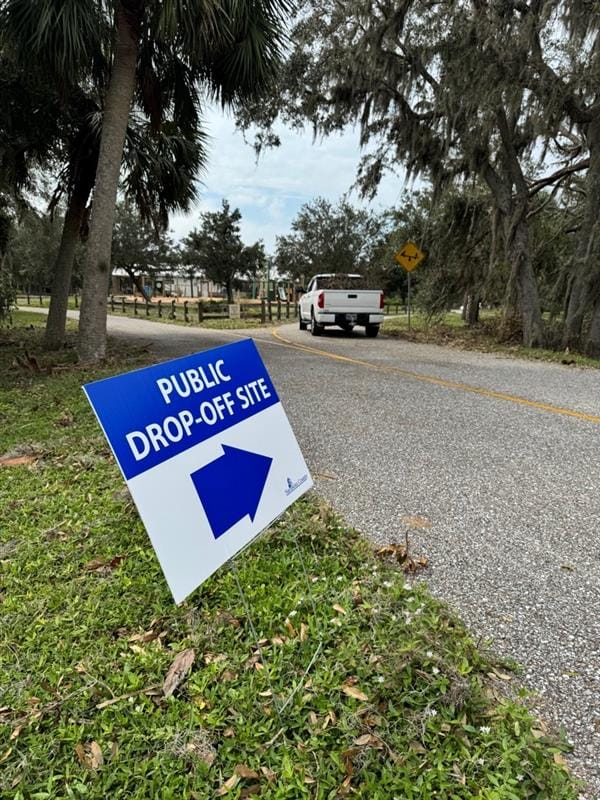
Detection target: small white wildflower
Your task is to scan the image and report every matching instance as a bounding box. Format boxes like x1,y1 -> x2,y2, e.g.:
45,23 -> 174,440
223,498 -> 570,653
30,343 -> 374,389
516,774 -> 524,782
425,708 -> 437,718
403,582 -> 412,591
336,576 -> 344,582
376,675 -> 384,683
382,580 -> 393,588
289,610 -> 298,618
426,650 -> 433,658
479,726 -> 491,734
432,667 -> 440,675
477,758 -> 485,766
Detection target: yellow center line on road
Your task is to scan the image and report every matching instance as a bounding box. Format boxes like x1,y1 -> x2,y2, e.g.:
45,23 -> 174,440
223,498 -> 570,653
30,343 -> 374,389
271,328 -> 600,425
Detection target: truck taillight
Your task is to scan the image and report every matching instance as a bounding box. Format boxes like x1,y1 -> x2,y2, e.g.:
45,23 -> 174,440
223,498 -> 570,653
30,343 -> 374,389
317,291 -> 325,309
380,292 -> 385,309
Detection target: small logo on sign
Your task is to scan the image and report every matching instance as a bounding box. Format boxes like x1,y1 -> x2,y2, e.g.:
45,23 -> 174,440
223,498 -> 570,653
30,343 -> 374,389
285,474 -> 308,496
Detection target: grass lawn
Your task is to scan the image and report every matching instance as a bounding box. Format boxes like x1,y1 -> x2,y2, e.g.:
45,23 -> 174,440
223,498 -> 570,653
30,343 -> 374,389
382,313 -> 600,369
0,313 -> 579,799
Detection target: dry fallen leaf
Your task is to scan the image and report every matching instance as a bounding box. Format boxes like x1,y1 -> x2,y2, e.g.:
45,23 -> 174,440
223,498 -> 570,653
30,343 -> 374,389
9,725 -> 23,741
553,752 -> 569,770
401,515 -> 432,530
235,764 -> 259,780
341,685 -> 369,702
0,455 -> 36,467
84,555 -> 125,573
353,734 -> 373,746
240,785 -> 261,798
163,649 -> 195,698
89,741 -> 103,769
74,744 -> 87,766
216,774 -> 240,795
129,629 -> 159,644
333,604 -> 347,615
260,766 -> 276,782
300,622 -> 308,641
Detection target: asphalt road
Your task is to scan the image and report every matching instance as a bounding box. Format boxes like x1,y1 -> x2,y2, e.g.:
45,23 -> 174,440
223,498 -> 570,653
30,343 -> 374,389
33,310 -> 600,795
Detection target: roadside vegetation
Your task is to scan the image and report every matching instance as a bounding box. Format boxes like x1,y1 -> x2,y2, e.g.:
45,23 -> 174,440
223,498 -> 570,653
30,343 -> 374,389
0,314 -> 579,799
382,312 -> 600,370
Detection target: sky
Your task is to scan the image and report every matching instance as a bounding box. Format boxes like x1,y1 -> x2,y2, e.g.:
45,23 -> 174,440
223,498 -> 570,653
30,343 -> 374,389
169,106 -> 414,253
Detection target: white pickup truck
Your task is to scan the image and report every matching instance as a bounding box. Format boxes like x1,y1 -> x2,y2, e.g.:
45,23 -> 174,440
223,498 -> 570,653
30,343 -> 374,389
298,273 -> 384,337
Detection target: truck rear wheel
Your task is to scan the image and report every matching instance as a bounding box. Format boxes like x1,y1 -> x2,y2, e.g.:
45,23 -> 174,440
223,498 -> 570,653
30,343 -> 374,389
310,311 -> 323,336
365,324 -> 380,338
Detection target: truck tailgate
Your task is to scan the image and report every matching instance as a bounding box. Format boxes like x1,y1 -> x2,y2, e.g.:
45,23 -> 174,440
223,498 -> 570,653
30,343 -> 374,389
322,289 -> 381,313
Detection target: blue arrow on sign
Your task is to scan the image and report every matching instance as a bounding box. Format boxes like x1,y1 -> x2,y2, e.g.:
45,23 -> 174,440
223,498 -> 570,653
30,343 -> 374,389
190,445 -> 273,540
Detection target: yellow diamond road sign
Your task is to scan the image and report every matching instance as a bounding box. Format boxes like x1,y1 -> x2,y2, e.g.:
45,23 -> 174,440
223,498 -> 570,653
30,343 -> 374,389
394,241 -> 426,272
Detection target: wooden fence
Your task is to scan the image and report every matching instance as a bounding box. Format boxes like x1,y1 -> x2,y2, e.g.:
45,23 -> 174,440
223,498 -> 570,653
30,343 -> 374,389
16,294 -> 407,320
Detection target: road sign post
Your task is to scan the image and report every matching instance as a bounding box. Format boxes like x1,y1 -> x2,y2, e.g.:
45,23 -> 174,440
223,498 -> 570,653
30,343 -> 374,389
394,241 -> 426,333
408,272 -> 412,332
84,339 -> 313,604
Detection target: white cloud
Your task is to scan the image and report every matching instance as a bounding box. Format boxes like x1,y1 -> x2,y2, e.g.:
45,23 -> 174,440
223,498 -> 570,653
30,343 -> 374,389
169,106 -> 417,251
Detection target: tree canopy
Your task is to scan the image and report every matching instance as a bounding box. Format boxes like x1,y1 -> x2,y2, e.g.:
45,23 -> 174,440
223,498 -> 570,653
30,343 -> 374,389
182,200 -> 264,302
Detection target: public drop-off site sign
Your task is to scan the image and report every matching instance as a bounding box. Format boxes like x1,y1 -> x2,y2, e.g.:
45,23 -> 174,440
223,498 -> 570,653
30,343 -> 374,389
84,339 -> 312,603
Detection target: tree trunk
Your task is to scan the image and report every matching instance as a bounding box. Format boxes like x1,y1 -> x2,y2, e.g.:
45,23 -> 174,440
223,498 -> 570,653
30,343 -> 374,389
77,2 -> 141,363
464,292 -> 480,325
564,115 -> 600,350
226,280 -> 233,303
43,190 -> 87,350
509,213 -> 544,347
189,276 -> 194,297
125,267 -> 146,297
586,297 -> 600,358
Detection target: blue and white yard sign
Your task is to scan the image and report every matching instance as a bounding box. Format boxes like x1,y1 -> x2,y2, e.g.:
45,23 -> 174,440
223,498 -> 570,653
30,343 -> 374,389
84,339 -> 312,603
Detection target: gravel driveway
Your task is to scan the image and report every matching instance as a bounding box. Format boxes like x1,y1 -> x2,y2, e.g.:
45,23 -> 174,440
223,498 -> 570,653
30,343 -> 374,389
28,310 -> 600,796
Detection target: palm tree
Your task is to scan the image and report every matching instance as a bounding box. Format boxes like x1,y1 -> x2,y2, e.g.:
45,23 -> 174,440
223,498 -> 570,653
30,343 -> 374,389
42,101 -> 208,350
1,0 -> 290,362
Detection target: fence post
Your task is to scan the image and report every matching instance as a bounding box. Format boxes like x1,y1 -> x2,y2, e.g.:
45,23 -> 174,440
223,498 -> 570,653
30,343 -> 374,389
286,300 -> 290,319
268,299 -> 273,322
110,295 -> 115,312
74,294 -> 79,309
39,295 -> 43,306
171,300 -> 176,319
145,298 -> 150,317
158,299 -> 162,318
197,301 -> 203,323
184,300 -> 189,322
134,298 -> 138,315
276,297 -> 282,321
293,301 -> 298,318
26,292 -> 30,305
260,298 -> 266,324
